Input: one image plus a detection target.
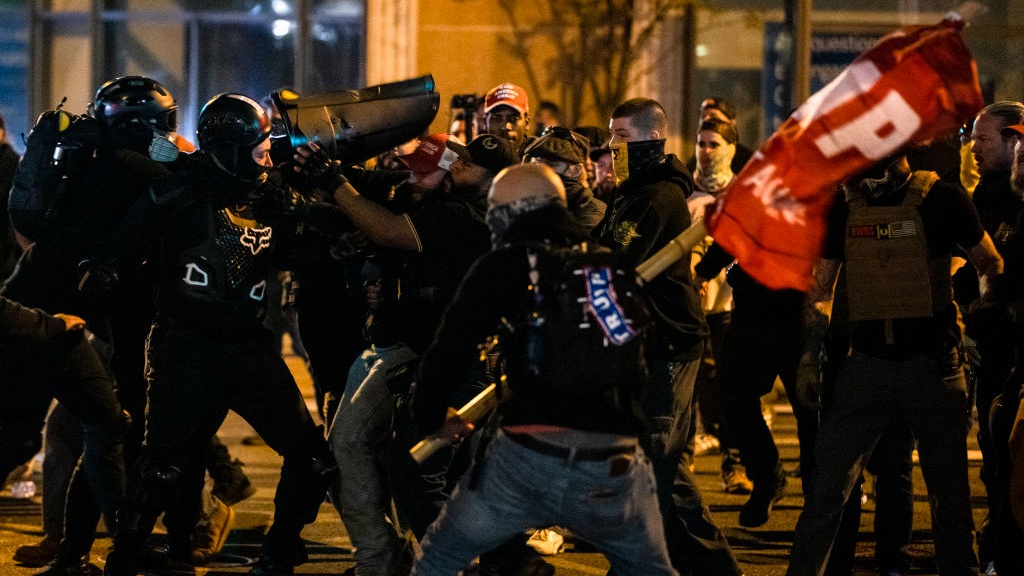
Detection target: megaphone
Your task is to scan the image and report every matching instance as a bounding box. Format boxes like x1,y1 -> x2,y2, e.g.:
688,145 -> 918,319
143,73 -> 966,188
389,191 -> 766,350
270,75 -> 440,166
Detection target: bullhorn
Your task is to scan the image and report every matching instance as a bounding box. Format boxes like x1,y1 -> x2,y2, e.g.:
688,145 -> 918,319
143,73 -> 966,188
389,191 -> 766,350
270,75 -> 440,166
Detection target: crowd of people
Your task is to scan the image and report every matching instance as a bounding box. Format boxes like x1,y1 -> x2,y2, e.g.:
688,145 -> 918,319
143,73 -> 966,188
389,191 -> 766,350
1,73 -> 1024,576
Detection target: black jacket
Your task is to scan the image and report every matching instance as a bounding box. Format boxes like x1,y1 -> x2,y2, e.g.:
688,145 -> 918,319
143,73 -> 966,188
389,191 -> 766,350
0,295 -> 66,345
594,154 -> 707,360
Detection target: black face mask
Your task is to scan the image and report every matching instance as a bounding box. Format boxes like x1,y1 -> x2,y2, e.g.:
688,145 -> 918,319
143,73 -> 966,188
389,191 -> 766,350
106,122 -> 154,154
561,176 -> 585,203
611,139 -> 666,183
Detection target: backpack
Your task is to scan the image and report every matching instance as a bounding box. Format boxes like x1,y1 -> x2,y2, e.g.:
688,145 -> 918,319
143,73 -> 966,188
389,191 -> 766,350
502,242 -> 651,399
8,100 -> 103,242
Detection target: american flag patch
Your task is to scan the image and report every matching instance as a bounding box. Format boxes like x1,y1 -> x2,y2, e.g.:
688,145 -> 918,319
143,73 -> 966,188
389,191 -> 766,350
849,220 -> 917,239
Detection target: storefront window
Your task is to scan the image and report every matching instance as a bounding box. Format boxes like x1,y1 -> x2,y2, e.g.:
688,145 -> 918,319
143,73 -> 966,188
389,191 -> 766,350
27,0 -> 364,140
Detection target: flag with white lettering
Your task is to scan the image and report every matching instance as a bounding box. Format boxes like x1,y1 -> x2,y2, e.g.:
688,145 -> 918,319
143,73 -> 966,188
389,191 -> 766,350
705,17 -> 983,291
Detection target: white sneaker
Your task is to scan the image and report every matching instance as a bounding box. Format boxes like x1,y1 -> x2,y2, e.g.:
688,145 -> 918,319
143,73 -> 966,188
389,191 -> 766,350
526,529 -> 565,555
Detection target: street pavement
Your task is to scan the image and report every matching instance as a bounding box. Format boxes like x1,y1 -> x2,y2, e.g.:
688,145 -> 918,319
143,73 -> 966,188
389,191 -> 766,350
1,353 -> 989,575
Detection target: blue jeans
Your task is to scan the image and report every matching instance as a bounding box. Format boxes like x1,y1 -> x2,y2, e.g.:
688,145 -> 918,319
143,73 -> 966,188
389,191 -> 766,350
328,343 -> 419,576
787,350 -> 978,576
413,429 -> 677,576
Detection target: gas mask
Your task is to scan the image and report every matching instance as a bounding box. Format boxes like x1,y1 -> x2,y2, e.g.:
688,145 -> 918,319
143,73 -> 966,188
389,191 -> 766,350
148,132 -> 180,162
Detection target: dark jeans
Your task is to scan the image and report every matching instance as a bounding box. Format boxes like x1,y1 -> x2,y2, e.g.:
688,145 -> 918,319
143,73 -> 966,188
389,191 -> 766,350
644,358 -> 742,576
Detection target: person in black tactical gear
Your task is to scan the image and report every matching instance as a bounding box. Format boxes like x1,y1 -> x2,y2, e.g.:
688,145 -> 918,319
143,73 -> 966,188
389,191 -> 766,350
789,154 -> 1001,576
88,93 -> 337,576
2,75 -> 189,576
409,163 -> 675,576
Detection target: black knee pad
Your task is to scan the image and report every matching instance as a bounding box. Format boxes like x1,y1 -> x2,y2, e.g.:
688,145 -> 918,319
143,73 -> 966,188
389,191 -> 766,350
124,451 -> 184,513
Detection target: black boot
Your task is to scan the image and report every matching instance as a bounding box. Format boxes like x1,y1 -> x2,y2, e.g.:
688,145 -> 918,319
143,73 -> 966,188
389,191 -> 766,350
248,554 -> 294,576
739,465 -> 788,528
32,555 -> 94,576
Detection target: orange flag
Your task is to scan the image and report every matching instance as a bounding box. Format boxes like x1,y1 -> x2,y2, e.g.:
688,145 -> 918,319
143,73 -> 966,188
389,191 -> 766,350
705,17 -> 984,291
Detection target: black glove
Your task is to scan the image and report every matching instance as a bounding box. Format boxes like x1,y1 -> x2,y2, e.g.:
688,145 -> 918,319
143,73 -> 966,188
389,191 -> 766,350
297,144 -> 348,192
77,260 -> 119,299
252,171 -> 311,222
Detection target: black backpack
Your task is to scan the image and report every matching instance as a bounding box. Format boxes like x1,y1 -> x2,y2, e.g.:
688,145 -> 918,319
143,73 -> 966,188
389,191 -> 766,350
8,100 -> 103,242
503,242 -> 651,398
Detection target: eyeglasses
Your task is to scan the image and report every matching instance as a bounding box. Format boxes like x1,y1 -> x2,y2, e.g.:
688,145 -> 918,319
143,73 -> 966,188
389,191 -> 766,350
541,126 -> 590,155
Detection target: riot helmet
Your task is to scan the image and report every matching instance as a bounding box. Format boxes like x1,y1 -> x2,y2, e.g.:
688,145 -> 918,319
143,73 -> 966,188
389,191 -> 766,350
93,76 -> 178,154
196,93 -> 273,181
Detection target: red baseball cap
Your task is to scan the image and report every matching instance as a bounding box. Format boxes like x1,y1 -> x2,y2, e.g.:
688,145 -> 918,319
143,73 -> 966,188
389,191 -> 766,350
397,133 -> 464,175
1002,123 -> 1024,138
484,83 -> 529,115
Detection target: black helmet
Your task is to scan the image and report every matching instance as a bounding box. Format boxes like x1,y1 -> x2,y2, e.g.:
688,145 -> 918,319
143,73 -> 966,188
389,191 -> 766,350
94,76 -> 177,133
197,93 -> 272,180
197,93 -> 272,151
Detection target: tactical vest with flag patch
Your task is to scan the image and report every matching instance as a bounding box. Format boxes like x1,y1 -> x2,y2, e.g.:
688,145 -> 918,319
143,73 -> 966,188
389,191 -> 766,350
844,171 -> 951,322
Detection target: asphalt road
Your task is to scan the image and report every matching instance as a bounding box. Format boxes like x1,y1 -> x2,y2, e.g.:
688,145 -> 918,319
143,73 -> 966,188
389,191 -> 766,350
0,354 -> 989,575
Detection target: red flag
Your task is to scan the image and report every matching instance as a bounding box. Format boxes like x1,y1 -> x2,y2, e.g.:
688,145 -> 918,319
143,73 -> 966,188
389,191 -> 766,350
705,18 -> 984,291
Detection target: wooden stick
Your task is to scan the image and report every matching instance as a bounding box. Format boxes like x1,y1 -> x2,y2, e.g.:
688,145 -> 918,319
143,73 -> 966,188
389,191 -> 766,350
409,382 -> 500,463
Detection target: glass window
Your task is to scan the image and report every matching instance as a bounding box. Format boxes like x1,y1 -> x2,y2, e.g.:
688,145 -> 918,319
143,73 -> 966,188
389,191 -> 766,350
196,20 -> 295,99
305,19 -> 364,92
48,0 -> 91,12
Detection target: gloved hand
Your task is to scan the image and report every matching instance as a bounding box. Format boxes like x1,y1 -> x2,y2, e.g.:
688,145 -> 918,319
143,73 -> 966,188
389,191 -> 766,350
796,350 -> 824,410
76,260 -> 119,299
330,229 -> 373,258
295,143 -> 348,192
252,171 -> 311,222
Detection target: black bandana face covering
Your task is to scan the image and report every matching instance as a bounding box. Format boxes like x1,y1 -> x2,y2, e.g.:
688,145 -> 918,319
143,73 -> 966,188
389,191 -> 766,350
486,196 -> 562,247
610,139 -> 666,184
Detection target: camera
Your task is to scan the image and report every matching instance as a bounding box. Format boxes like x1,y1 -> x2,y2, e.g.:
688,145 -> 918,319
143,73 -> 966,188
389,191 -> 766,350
450,94 -> 481,111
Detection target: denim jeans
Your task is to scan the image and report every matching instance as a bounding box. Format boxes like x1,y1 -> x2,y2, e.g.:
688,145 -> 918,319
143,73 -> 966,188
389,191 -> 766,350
412,429 -> 677,576
646,359 -> 742,576
328,343 -> 420,576
787,350 -> 979,576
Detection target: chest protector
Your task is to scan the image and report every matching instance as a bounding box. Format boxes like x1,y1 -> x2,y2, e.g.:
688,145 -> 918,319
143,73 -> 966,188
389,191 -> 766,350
503,242 -> 650,403
844,171 -> 951,321
171,202 -> 274,319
